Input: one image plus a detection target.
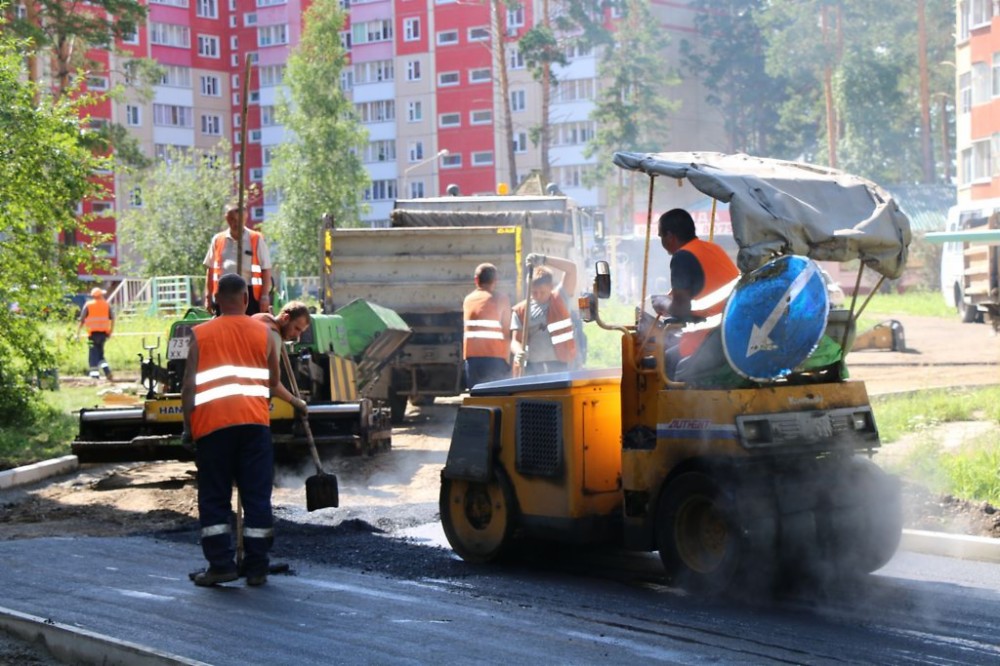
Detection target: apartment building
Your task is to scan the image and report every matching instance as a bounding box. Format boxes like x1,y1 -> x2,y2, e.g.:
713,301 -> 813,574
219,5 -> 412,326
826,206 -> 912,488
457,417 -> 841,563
955,0 -> 1000,203
71,0 -> 723,267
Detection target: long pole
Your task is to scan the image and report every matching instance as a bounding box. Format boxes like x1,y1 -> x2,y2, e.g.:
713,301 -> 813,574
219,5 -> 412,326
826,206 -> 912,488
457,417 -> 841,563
236,54 -> 253,276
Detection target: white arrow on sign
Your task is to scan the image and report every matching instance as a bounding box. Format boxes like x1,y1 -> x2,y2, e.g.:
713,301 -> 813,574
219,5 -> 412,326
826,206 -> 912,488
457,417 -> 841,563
746,261 -> 819,357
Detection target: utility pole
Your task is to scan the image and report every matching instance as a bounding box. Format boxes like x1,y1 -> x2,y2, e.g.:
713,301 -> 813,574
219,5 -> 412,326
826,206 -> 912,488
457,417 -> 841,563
540,0 -> 552,184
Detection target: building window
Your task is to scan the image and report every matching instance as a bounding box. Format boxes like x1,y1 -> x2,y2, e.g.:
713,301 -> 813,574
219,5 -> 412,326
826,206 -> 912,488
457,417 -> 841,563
86,76 -> 109,91
125,104 -> 141,127
352,19 -> 393,45
121,26 -> 139,45
355,99 -> 396,123
960,72 -> 972,114
150,23 -> 191,48
441,153 -> 462,168
259,64 -> 286,86
404,17 -> 421,41
249,129 -> 262,143
472,151 -> 493,166
230,35 -> 238,50
438,71 -> 460,87
256,0 -> 286,6
201,114 -> 222,135
513,132 -> 527,153
408,141 -> 424,162
973,61 -> 991,106
973,139 -> 992,181
91,201 -> 114,217
470,109 -> 492,125
436,30 -> 458,46
258,24 -> 289,47
993,53 -> 1000,98
407,100 -> 422,122
364,179 -> 398,201
469,68 -> 491,84
409,181 -> 425,198
244,12 -> 257,26
252,207 -> 264,221
552,120 -> 596,146
353,60 -> 394,84
406,60 -> 421,81
439,112 -> 461,128
340,31 -> 352,50
130,188 -> 143,207
364,140 -> 397,163
507,5 -> 524,30
200,75 -> 220,96
153,104 -> 194,127
508,46 -> 524,70
510,89 -> 526,112
261,105 -> 276,126
196,0 -> 218,19
468,26 -> 489,42
263,146 -> 275,165
158,65 -> 192,88
197,34 -> 220,58
972,0 -> 992,27
552,78 -> 595,103
340,71 -> 354,91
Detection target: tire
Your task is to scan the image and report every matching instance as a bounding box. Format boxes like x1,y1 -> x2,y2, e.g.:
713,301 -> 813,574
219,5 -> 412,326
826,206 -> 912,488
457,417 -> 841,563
655,471 -> 743,594
388,391 -> 407,425
956,284 -> 979,323
440,469 -> 517,564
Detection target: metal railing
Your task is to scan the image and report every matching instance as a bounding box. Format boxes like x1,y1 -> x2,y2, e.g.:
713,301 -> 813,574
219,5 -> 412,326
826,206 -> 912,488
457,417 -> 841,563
108,276 -> 205,318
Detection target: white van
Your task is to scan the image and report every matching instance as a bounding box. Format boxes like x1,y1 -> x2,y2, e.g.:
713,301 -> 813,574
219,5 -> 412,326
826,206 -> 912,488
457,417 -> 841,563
940,198 -> 1000,322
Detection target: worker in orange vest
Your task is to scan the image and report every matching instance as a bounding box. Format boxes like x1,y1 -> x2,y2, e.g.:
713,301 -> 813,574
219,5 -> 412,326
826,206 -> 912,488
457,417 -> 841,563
75,287 -> 115,381
462,263 -> 512,388
182,273 -> 280,587
252,300 -> 312,413
204,203 -> 273,315
651,208 -> 740,381
510,253 -> 577,375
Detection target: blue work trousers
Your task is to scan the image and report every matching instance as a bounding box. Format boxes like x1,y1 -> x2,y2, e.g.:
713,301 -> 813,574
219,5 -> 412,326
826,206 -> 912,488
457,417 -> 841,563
464,357 -> 511,389
195,424 -> 274,577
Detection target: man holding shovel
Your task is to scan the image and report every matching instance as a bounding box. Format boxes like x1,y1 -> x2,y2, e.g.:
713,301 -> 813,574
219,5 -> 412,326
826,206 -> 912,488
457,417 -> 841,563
253,300 -> 312,413
182,273 -> 281,587
510,253 -> 578,375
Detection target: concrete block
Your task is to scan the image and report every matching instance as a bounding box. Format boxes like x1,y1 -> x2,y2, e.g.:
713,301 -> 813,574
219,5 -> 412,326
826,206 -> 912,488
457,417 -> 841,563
900,528 -> 1000,564
0,455 -> 78,490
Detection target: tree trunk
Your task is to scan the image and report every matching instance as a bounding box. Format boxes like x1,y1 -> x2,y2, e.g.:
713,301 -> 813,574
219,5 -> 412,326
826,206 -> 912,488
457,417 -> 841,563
917,0 -> 935,183
821,4 -> 838,168
492,0 -> 517,188
540,0 -> 551,185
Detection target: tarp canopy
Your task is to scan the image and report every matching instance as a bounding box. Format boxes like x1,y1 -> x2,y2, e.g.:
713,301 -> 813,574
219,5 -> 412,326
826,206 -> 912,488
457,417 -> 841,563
613,151 -> 912,279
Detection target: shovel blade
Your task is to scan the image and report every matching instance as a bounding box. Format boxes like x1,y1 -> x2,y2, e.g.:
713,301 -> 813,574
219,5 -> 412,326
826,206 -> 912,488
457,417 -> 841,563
306,472 -> 339,511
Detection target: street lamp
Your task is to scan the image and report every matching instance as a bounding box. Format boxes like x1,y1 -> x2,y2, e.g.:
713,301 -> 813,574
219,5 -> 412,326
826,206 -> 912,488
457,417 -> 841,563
401,149 -> 449,199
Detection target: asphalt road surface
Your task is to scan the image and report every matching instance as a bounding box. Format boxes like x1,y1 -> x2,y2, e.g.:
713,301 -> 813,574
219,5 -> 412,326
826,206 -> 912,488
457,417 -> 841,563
0,533 -> 999,664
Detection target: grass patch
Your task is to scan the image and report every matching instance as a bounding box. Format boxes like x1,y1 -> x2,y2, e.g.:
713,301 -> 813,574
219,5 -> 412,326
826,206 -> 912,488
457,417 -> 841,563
871,386 -> 1000,444
0,396 -> 76,470
44,315 -> 176,377
858,290 -> 954,318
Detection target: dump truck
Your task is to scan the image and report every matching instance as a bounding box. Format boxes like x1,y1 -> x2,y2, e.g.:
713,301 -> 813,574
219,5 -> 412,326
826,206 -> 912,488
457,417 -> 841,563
321,195 -> 588,422
72,299 -> 411,463
930,200 -> 1000,332
439,152 -> 910,593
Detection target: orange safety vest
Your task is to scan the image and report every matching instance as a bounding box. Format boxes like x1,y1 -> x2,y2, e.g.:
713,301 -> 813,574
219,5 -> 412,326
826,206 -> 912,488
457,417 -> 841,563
190,316 -> 271,440
83,299 -> 112,334
209,230 -> 264,300
463,289 -> 510,360
513,289 -> 577,364
677,239 -> 741,357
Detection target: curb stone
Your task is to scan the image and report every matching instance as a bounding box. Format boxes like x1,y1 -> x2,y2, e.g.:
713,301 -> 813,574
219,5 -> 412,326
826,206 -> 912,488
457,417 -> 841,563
0,606 -> 207,666
900,528 -> 1000,563
0,455 -> 78,490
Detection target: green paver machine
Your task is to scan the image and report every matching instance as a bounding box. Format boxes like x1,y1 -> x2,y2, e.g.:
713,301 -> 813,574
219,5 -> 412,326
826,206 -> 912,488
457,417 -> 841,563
72,299 -> 411,463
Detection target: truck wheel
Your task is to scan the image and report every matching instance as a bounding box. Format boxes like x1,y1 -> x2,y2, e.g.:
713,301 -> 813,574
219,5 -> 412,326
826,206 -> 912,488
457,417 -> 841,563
388,392 -> 407,424
440,470 -> 516,564
956,284 -> 979,323
656,472 -> 743,594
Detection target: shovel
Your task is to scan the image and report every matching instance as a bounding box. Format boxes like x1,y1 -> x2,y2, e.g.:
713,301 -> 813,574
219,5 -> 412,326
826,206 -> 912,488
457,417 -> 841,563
281,348 -> 339,511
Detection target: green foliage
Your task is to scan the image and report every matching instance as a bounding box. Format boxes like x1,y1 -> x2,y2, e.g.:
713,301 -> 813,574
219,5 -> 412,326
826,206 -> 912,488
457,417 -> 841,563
0,398 -> 76,471
264,0 -> 368,276
681,0 -> 786,154
0,31 -> 109,424
942,438 -> 1000,506
116,142 -> 235,277
580,298 -> 637,369
861,290 -> 955,318
586,0 -> 676,187
518,23 -> 567,82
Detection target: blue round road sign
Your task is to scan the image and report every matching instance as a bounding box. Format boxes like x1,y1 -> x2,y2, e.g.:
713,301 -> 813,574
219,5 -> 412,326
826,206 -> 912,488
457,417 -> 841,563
721,255 -> 830,381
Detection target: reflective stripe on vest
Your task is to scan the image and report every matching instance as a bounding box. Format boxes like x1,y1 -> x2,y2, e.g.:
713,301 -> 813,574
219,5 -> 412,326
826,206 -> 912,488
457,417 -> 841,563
84,299 -> 112,334
678,239 -> 741,357
210,231 -> 263,300
191,316 -> 271,439
463,289 -> 510,359
513,289 -> 577,364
